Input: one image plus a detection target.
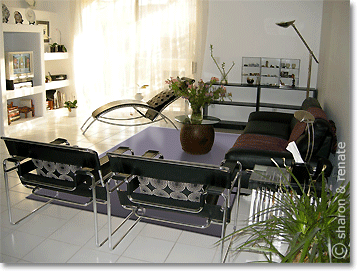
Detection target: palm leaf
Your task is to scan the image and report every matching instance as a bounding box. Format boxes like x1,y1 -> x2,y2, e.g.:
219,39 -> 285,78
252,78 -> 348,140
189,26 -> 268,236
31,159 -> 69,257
224,161 -> 350,263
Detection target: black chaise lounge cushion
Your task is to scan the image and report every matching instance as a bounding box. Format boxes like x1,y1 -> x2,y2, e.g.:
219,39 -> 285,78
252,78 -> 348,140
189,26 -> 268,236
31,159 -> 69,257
145,89 -> 178,120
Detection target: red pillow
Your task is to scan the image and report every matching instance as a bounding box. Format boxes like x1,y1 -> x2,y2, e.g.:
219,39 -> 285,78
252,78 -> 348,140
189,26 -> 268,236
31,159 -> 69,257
288,107 -> 328,143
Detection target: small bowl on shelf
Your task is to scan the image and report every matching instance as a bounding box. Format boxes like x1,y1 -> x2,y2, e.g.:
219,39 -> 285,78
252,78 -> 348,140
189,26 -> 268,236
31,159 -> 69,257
247,77 -> 255,84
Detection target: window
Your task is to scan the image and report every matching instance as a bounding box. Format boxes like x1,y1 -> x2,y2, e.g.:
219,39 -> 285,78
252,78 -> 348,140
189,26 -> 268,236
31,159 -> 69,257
74,0 -> 198,112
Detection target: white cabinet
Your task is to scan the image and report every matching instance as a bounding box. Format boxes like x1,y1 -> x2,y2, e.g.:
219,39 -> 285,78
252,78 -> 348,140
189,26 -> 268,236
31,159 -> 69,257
0,23 -> 45,131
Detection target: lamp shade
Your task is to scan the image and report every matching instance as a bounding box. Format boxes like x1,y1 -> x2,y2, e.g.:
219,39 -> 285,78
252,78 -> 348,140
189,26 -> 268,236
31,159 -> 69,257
276,20 -> 295,28
294,110 -> 315,123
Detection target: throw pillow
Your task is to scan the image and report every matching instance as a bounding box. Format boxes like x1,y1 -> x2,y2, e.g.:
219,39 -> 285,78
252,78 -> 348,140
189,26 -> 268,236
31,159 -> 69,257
288,107 -> 328,143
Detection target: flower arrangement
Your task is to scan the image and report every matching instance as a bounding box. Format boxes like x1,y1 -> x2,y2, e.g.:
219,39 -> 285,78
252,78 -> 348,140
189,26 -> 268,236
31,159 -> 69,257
210,44 -> 235,84
166,77 -> 232,124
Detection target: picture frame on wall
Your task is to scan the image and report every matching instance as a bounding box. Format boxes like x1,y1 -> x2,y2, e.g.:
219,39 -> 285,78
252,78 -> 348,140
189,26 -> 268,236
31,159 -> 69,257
36,20 -> 50,43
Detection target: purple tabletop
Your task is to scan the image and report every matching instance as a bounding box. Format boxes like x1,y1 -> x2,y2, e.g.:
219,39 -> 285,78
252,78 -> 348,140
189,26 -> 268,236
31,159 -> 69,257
105,126 -> 239,165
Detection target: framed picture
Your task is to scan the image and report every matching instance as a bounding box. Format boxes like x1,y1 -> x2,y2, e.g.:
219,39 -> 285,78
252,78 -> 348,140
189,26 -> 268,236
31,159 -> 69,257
36,20 -> 50,43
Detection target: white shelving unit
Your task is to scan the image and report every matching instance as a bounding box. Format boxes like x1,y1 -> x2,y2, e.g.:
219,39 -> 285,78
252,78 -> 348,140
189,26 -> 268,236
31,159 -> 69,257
6,86 -> 44,100
0,23 -> 46,131
44,52 -> 69,109
242,57 -> 300,87
45,80 -> 70,90
44,52 -> 69,61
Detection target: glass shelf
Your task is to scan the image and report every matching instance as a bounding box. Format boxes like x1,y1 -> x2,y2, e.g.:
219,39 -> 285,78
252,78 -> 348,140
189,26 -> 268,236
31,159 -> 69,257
242,57 -> 300,87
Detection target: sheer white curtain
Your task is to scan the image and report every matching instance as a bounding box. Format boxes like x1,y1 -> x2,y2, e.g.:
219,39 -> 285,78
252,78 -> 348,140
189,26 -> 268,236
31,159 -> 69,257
74,0 -> 200,111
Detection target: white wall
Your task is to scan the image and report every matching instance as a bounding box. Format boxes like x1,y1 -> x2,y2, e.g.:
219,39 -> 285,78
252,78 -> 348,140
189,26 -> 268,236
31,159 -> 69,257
202,0 -> 323,88
0,21 -> 5,136
317,0 -> 350,186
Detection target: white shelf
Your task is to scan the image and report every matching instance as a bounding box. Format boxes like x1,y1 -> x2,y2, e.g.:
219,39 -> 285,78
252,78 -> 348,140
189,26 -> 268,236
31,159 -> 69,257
6,86 -> 44,100
2,23 -> 43,33
45,80 -> 69,90
44,52 -> 69,61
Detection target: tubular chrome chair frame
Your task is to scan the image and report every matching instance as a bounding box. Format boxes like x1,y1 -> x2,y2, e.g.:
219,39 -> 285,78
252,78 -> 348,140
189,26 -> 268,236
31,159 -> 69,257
1,136 -> 132,247
105,151 -> 242,263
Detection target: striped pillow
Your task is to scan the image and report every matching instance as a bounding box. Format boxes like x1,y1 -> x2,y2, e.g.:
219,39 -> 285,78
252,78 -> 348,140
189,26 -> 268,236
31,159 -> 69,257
232,134 -> 288,152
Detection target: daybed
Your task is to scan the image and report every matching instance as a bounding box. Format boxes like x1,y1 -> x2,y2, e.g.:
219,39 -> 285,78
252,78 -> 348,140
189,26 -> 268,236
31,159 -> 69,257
225,97 -> 336,188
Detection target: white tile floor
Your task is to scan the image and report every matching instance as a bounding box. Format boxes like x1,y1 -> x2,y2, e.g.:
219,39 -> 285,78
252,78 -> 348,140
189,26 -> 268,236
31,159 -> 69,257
0,107 -> 262,264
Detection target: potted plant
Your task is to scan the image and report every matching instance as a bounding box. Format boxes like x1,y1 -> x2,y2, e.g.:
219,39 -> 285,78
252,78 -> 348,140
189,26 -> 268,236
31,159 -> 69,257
50,42 -> 58,52
222,165 -> 350,263
64,100 -> 77,117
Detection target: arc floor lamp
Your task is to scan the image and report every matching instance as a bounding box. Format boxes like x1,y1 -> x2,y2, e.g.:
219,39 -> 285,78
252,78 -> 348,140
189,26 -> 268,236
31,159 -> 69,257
276,20 -> 319,98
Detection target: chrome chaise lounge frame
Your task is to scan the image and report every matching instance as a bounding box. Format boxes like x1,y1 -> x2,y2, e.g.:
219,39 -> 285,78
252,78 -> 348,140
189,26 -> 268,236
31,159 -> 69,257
81,77 -> 195,135
81,100 -> 179,134
105,151 -> 242,263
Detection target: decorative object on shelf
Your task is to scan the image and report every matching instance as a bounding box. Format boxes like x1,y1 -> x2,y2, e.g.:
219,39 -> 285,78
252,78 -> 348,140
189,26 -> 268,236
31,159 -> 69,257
246,77 -> 254,84
25,0 -> 36,7
57,44 -> 67,52
55,29 -> 67,52
64,100 -> 78,117
276,20 -> 319,98
50,74 -> 67,81
50,42 -> 58,52
18,99 -> 35,119
49,42 -> 67,53
25,8 -> 36,25
166,77 -> 232,124
134,84 -> 149,101
36,20 -> 50,42
210,44 -> 235,84
7,102 -> 20,125
242,57 -> 300,87
14,11 -> 23,24
292,74 -> 295,87
2,3 -> 10,23
45,72 -> 52,83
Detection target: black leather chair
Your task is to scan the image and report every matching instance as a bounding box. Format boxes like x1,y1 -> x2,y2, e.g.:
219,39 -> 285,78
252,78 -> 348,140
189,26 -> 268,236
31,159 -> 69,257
105,151 -> 242,262
1,136 -> 131,247
81,77 -> 195,134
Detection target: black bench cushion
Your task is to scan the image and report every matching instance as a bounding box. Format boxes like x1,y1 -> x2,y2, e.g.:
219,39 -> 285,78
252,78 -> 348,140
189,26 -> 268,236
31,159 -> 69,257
231,133 -> 288,152
243,120 -> 292,140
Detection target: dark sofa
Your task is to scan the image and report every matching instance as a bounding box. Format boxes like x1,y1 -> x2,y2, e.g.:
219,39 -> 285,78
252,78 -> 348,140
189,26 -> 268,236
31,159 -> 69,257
225,98 -> 336,188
